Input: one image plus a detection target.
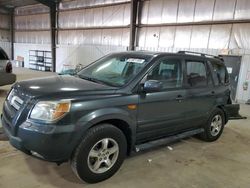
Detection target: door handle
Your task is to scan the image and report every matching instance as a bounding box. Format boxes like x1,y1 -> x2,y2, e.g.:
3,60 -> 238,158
175,95 -> 184,101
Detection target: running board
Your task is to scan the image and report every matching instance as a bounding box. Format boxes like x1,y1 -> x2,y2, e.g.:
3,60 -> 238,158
135,128 -> 204,152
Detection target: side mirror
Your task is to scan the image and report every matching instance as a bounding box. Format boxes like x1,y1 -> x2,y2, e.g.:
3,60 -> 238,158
142,80 -> 163,93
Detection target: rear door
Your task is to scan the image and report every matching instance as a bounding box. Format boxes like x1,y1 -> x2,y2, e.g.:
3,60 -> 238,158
184,58 -> 216,127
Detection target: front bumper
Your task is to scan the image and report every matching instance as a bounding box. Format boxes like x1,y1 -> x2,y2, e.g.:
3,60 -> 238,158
1,114 -> 80,162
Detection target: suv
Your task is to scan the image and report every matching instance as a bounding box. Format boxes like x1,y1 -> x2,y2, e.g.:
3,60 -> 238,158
0,47 -> 16,86
1,51 -> 239,183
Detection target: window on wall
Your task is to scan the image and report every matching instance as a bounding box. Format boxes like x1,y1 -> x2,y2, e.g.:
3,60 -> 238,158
147,59 -> 183,89
210,61 -> 229,85
186,61 -> 207,87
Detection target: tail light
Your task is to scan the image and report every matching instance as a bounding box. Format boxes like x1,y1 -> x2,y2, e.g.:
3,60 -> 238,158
6,62 -> 12,73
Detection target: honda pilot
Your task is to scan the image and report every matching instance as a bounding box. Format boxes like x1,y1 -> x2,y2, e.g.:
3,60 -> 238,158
1,51 -> 240,183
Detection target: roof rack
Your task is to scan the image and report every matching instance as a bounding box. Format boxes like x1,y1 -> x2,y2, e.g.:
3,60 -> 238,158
178,51 -> 224,61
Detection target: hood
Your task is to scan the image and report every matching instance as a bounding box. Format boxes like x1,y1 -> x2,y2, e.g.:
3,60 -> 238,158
14,75 -> 117,99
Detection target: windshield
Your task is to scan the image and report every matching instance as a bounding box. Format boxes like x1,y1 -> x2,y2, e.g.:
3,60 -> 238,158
78,54 -> 150,87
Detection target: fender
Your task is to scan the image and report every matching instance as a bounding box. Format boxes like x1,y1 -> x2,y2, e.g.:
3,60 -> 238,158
74,107 -> 137,153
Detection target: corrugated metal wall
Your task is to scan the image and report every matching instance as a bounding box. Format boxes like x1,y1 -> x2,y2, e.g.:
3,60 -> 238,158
0,12 -> 11,57
58,1 -> 130,46
14,4 -> 50,44
137,0 -> 250,49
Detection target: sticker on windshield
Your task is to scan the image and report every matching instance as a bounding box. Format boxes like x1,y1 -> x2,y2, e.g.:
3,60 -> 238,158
127,58 -> 145,64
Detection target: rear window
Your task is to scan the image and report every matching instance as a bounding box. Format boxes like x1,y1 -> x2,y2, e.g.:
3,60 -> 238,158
0,48 -> 9,60
210,61 -> 229,85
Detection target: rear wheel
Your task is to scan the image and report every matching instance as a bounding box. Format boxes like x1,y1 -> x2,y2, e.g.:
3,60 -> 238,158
199,108 -> 225,142
71,124 -> 127,183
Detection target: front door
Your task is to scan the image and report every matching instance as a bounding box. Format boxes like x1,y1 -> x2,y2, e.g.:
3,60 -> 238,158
136,57 -> 188,143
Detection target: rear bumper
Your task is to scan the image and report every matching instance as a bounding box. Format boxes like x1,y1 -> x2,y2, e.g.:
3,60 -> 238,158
224,104 -> 246,120
1,114 -> 81,162
0,73 -> 16,86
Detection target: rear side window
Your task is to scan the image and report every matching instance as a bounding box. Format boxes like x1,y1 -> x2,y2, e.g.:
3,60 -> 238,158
210,62 -> 229,85
186,61 -> 207,87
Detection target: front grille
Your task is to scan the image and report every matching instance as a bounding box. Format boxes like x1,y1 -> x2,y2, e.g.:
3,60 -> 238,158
7,89 -> 24,111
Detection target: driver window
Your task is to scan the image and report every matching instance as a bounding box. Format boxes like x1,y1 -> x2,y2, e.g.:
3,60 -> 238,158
147,59 -> 183,89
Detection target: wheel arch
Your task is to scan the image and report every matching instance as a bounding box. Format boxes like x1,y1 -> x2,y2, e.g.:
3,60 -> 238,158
91,119 -> 133,155
216,105 -> 228,124
73,108 -> 137,157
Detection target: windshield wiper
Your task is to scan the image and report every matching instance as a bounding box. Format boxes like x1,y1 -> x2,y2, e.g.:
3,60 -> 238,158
78,75 -> 117,87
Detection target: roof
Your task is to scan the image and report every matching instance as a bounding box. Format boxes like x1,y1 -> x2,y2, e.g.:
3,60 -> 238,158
113,50 -> 223,62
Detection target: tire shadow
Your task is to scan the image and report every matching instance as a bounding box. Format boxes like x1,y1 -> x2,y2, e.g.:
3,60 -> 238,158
0,128 -> 8,141
24,157 -> 83,187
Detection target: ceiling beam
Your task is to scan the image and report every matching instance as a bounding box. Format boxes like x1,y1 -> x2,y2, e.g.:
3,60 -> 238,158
34,0 -> 57,7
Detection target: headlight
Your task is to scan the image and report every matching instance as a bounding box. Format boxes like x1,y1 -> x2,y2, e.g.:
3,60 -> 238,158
30,101 -> 71,122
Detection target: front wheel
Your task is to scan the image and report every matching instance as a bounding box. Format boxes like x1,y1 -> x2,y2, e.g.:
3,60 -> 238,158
199,108 -> 225,142
71,124 -> 127,183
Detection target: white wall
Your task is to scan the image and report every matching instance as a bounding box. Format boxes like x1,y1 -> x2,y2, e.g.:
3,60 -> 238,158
14,43 -> 51,68
56,44 -> 127,72
13,43 -> 127,73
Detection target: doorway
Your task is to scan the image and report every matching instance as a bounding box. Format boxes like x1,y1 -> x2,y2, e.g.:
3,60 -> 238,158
220,55 -> 242,101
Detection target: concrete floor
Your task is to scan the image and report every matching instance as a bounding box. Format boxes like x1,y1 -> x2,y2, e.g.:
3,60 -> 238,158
1,68 -> 250,188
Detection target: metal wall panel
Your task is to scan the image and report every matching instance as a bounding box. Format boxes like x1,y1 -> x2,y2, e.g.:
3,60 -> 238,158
137,27 -> 146,47
15,31 -> 51,44
208,24 -> 231,49
0,14 -> 10,29
190,25 -> 210,48
15,4 -> 49,15
162,0 -> 179,23
194,0 -> 215,22
138,24 -> 236,50
58,4 -> 130,28
15,14 -> 50,30
230,23 -> 250,49
235,0 -> 250,19
174,26 -> 192,48
0,29 -> 10,42
140,1 -> 149,24
158,26 -> 175,48
213,0 -> 236,20
141,0 -> 179,24
147,0 -> 163,24
141,0 -> 250,24
58,28 -> 129,46
59,0 -> 130,10
56,44 -> 127,72
144,27 -> 160,48
177,0 -> 196,23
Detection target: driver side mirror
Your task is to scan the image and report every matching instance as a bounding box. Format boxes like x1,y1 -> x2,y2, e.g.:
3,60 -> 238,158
142,80 -> 163,93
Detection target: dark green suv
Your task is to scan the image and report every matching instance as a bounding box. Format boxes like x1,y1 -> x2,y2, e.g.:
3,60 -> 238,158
1,51 -> 239,183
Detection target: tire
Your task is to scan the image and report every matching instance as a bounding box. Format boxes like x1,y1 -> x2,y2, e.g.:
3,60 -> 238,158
71,124 -> 127,183
199,108 -> 225,142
